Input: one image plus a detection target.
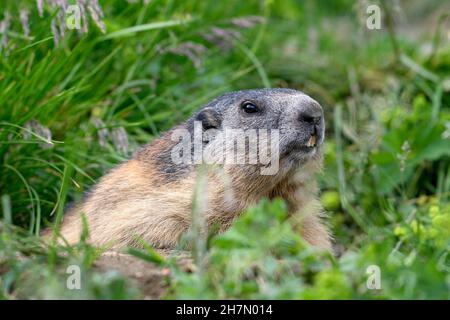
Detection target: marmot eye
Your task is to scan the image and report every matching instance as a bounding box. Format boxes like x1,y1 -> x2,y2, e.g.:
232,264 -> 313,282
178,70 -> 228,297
241,102 -> 260,114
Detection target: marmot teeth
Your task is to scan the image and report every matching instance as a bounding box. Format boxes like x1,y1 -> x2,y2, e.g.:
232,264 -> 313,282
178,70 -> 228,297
306,134 -> 317,147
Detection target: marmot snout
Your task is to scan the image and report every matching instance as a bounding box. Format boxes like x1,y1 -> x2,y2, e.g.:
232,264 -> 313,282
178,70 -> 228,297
52,88 -> 332,251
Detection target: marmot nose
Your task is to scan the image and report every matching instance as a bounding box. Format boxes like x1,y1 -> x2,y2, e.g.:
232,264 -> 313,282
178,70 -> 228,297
299,113 -> 321,125
296,98 -> 323,126
298,107 -> 322,125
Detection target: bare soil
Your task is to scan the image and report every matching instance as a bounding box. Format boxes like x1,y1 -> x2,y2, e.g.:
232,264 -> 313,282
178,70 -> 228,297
93,250 -> 193,299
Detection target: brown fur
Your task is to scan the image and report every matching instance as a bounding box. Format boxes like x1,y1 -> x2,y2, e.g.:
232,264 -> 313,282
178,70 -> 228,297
52,140 -> 331,251
46,89 -> 332,252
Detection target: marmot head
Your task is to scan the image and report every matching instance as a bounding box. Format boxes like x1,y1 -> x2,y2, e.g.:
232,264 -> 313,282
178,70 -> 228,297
187,88 -> 325,173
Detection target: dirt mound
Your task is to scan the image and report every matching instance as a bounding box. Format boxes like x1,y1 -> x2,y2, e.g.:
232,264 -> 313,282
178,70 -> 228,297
94,250 -> 193,299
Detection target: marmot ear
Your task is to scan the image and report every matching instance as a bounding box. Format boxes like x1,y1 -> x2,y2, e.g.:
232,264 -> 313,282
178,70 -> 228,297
195,108 -> 221,130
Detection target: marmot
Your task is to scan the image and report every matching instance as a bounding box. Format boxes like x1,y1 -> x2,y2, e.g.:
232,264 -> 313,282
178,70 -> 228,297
51,88 -> 332,251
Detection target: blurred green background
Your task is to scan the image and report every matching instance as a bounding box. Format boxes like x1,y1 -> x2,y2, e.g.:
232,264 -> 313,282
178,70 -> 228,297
0,0 -> 449,299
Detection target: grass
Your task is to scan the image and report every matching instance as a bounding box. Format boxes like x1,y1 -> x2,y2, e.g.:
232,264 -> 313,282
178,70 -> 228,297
0,0 -> 449,299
